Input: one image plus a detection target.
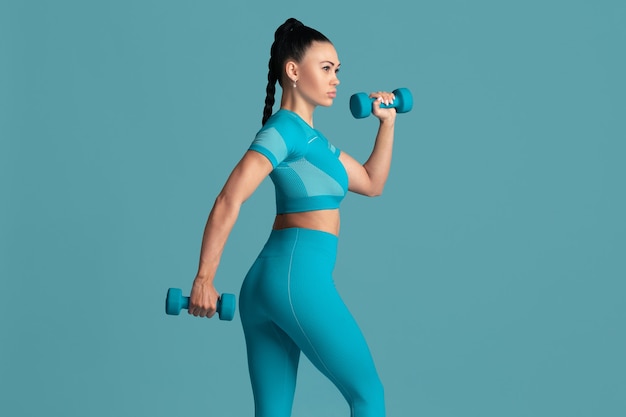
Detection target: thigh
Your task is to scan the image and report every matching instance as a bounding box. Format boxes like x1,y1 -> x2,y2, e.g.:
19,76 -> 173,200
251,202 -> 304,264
241,316 -> 301,417
240,258 -> 302,417
285,256 -> 384,406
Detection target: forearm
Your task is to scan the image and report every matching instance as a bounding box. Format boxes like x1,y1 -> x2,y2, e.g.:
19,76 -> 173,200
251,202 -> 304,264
195,193 -> 241,283
362,119 -> 395,196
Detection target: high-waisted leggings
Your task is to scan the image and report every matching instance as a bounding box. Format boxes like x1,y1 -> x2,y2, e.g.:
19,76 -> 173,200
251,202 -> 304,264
239,228 -> 385,417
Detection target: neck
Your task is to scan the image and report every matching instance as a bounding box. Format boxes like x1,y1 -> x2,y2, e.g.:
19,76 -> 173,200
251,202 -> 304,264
280,90 -> 315,127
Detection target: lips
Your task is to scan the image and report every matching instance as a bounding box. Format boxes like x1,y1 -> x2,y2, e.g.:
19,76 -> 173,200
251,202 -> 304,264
328,91 -> 337,98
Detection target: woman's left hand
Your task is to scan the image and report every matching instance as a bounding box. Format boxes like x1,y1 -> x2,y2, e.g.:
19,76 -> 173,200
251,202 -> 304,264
370,91 -> 397,123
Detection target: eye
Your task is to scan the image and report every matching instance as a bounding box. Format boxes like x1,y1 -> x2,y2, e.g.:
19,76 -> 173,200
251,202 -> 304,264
322,66 -> 331,72
335,68 -> 340,74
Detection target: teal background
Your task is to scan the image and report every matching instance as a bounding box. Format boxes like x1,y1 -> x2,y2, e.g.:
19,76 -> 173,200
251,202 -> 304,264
1,1 -> 624,416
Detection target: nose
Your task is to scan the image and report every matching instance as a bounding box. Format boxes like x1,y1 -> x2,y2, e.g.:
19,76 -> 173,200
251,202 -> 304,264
332,74 -> 340,86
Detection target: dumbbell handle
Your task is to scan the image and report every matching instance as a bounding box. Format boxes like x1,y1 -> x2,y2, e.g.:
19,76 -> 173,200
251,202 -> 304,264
165,288 -> 236,321
370,98 -> 398,109
177,295 -> 199,311
349,87 -> 413,119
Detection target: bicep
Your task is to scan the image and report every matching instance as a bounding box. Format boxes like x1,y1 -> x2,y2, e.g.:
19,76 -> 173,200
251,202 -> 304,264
339,151 -> 373,196
219,150 -> 274,204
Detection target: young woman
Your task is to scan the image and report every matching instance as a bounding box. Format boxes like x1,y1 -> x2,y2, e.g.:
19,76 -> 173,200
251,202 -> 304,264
187,18 -> 397,417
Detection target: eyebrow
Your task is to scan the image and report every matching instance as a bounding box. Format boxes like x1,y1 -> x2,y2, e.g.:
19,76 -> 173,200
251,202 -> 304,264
321,61 -> 341,67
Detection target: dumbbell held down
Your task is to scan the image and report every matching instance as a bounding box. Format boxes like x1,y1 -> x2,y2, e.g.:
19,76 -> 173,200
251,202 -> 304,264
350,88 -> 413,119
165,288 -> 236,321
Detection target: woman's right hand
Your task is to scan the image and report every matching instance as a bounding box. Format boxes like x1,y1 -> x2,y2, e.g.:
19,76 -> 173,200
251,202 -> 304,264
188,277 -> 220,318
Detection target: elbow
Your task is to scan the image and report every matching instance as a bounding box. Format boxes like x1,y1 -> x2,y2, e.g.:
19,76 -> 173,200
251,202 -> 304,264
214,192 -> 244,213
355,181 -> 385,197
366,186 -> 384,198
361,169 -> 386,197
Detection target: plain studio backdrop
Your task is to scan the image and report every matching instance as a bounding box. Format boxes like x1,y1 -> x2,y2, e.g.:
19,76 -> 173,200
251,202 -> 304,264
1,1 -> 624,416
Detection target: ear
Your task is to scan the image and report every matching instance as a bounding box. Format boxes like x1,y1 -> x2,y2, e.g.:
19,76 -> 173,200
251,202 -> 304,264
285,60 -> 299,82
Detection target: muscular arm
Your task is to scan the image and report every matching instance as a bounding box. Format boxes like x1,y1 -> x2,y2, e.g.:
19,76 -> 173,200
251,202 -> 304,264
189,150 -> 273,317
340,92 -> 397,197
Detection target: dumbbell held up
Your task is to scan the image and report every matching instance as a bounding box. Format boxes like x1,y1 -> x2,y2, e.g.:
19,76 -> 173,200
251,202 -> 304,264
350,88 -> 413,119
165,287 -> 236,321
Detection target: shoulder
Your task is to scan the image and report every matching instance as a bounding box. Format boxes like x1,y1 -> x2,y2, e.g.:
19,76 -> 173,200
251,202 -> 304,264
262,110 -> 309,142
250,110 -> 310,167
258,110 -> 310,153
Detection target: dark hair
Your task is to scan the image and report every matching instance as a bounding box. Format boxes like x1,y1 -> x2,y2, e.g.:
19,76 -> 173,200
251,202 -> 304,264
262,18 -> 331,125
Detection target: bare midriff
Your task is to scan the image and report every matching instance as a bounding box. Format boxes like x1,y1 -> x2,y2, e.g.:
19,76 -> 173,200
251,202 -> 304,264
273,209 -> 340,236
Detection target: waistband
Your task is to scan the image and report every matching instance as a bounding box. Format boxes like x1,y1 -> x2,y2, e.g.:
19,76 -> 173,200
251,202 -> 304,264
259,227 -> 338,259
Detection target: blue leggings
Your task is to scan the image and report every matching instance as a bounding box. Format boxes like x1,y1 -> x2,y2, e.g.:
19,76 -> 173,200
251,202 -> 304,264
240,228 -> 385,417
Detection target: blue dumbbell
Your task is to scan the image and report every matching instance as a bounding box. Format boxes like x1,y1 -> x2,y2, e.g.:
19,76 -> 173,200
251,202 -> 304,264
165,288 -> 236,321
349,88 -> 413,119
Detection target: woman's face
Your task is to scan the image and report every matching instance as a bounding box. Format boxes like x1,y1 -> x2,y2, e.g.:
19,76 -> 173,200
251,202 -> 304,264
288,41 -> 341,107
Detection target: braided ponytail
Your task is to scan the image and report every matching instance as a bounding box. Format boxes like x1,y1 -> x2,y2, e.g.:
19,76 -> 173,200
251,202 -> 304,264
262,72 -> 277,126
261,18 -> 330,125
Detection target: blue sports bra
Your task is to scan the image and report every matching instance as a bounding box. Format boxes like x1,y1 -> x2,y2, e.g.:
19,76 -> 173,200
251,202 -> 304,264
249,109 -> 349,214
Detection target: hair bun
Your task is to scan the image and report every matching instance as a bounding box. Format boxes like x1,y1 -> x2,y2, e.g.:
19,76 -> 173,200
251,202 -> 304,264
286,18 -> 304,31
275,18 -> 304,41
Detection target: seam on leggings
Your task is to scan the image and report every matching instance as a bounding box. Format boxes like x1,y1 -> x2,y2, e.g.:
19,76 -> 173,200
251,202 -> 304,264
269,321 -> 297,402
286,229 -> 353,406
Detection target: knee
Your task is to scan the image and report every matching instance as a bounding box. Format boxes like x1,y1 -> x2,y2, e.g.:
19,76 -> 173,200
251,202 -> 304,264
351,378 -> 385,417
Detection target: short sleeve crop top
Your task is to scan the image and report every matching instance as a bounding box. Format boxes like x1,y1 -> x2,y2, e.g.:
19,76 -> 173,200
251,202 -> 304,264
249,109 -> 349,214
